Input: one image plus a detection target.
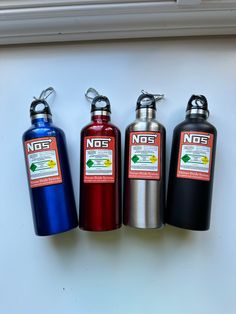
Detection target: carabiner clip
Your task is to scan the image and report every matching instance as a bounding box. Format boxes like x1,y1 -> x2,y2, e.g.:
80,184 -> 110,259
34,87 -> 55,102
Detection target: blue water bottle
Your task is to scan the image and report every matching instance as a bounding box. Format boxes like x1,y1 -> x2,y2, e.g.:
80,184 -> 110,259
23,88 -> 78,236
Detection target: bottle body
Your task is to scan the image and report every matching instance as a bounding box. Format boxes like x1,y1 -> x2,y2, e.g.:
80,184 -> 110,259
23,117 -> 78,236
166,117 -> 217,230
123,108 -> 166,228
79,115 -> 121,231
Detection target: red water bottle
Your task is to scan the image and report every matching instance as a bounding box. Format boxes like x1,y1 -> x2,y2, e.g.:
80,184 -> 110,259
79,90 -> 121,231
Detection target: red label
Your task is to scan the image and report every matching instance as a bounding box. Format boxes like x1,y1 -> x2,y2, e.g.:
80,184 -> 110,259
177,131 -> 214,181
24,137 -> 62,188
84,136 -> 115,183
128,131 -> 161,180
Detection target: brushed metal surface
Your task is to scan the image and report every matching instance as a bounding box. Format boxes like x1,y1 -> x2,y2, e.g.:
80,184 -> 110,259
123,108 -> 165,229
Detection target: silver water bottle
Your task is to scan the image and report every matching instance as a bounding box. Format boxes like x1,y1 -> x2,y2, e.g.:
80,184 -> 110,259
123,92 -> 165,228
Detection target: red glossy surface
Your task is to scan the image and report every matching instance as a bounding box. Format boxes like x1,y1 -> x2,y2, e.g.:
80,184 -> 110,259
79,115 -> 121,231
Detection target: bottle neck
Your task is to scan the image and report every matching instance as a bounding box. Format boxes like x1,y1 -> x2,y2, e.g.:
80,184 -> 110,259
91,111 -> 110,123
186,108 -> 208,120
136,108 -> 156,120
31,114 -> 53,126
185,113 -> 207,120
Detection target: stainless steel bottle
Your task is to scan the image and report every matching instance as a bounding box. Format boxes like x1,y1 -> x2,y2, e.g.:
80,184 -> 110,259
123,92 -> 165,228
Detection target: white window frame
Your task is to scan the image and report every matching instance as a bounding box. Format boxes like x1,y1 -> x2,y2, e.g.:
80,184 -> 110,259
0,1 -> 236,45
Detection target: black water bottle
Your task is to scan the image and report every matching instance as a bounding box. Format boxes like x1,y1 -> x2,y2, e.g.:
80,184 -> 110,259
166,95 -> 217,231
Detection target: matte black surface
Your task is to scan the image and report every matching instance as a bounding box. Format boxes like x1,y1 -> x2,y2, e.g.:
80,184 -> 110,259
166,115 -> 217,231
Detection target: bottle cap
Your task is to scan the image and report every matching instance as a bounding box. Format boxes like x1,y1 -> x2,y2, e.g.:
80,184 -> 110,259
186,95 -> 209,118
136,93 -> 157,110
91,95 -> 111,115
30,99 -> 52,119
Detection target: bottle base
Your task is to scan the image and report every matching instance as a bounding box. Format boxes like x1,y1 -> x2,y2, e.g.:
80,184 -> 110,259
79,224 -> 121,232
124,223 -> 164,230
35,223 -> 79,236
166,221 -> 209,231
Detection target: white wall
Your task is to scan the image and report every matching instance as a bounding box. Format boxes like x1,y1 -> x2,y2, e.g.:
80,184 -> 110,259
0,37 -> 235,314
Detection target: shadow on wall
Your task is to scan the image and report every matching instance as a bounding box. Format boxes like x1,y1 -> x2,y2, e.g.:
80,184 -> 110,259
49,224 -> 192,253
50,228 -> 80,251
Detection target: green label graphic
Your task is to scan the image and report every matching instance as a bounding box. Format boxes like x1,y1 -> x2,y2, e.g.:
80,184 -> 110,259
132,155 -> 140,163
30,163 -> 37,172
182,154 -> 191,163
86,159 -> 94,168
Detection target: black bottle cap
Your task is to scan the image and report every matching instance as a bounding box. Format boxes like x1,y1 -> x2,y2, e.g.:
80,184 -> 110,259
186,95 -> 209,118
91,95 -> 111,113
30,99 -> 52,117
136,93 -> 156,110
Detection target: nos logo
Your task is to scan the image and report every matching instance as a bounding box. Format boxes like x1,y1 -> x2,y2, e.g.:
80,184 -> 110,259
86,138 -> 111,148
132,134 -> 157,144
27,139 -> 52,152
184,133 -> 210,145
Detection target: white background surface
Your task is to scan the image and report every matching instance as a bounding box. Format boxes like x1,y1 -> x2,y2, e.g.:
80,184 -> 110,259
0,37 -> 235,314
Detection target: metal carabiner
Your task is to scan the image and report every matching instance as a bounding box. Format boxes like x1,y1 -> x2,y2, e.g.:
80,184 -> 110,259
85,87 -> 100,102
34,87 -> 55,102
141,90 -> 164,103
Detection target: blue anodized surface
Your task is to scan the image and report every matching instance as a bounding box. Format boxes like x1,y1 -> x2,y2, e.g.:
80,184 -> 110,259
23,112 -> 78,236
